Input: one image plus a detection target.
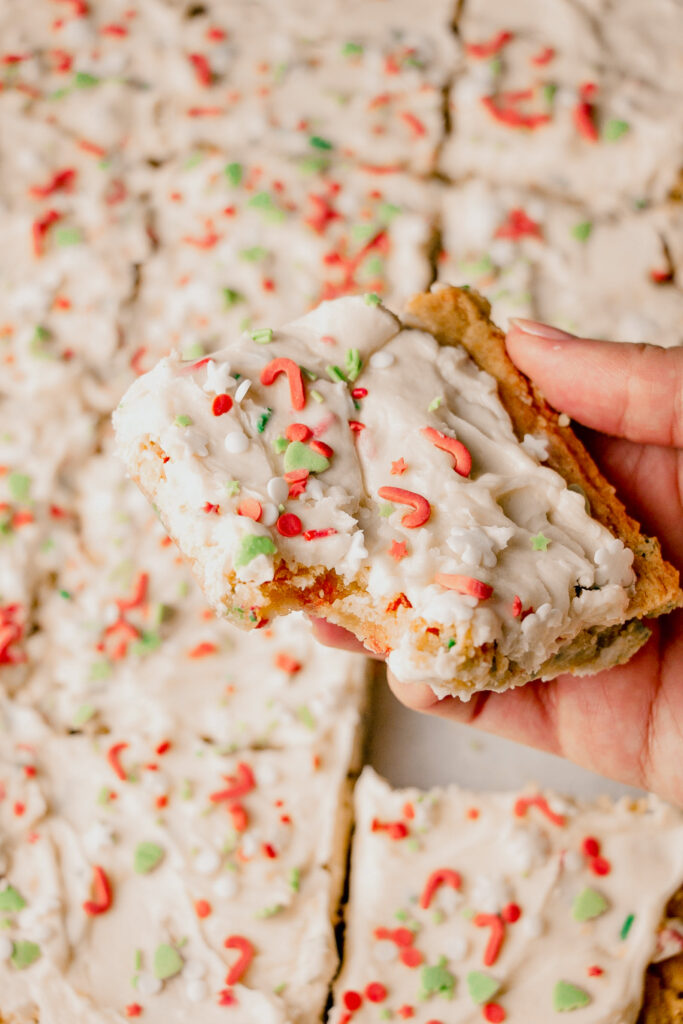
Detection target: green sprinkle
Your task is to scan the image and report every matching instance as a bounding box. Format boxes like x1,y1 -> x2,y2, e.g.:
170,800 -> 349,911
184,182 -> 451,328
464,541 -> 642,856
296,705 -> 316,731
395,909 -> 408,921
542,82 -> 558,105
288,867 -> 301,892
298,155 -> 329,175
89,660 -> 112,682
342,41 -> 364,56
0,886 -> 26,912
310,389 -> 324,403
225,479 -> 241,496
256,408 -> 273,433
8,472 -> 31,503
222,287 -> 244,307
153,943 -> 183,980
345,348 -> 362,382
175,414 -> 192,427
0,918 -> 11,929
97,785 -> 112,805
572,221 -> 593,242
59,589 -> 71,600
272,436 -> 288,454
379,1011 -> 392,1021
152,603 -> 172,626
251,328 -> 273,344
224,162 -> 243,186
256,903 -> 284,918
572,887 -> 608,922
134,949 -> 143,970
459,254 -> 494,277
466,971 -> 500,1005
360,254 -> 384,278
604,118 -> 630,142
620,913 -> 635,940
248,191 -> 275,209
364,292 -> 381,306
531,532 -> 550,551
419,957 -> 456,1000
134,841 -> 165,874
184,152 -> 203,169
74,71 -> 99,88
553,980 -> 591,1012
446,638 -> 456,650
489,55 -> 503,76
11,940 -> 41,970
326,364 -> 347,383
234,535 -> 277,568
273,982 -> 287,995
240,246 -> 267,262
284,441 -> 330,474
428,396 -> 443,412
54,225 -> 81,247
300,366 -> 318,382
379,503 -> 395,518
181,779 -> 193,800
378,201 -> 401,221
352,222 -> 379,242
72,703 -> 95,727
309,135 -> 333,150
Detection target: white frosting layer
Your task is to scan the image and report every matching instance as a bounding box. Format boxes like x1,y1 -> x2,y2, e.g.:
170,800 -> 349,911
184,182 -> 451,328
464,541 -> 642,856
115,295 -> 636,692
330,768 -> 683,1023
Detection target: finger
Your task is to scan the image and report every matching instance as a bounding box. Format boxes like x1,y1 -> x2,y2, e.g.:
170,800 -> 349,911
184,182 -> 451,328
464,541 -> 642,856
506,320 -> 683,448
307,617 -> 384,658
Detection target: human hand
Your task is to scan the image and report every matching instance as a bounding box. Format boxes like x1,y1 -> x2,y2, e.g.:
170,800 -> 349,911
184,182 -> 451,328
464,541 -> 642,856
312,322 -> 683,805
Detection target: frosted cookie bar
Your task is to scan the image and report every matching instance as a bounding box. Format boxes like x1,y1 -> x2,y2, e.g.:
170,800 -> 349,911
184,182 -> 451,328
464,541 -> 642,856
114,287 -> 681,697
0,696 -> 359,1024
329,768 -> 683,1023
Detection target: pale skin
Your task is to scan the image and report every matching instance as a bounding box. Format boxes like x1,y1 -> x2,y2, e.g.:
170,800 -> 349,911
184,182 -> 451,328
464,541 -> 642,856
312,320 -> 683,806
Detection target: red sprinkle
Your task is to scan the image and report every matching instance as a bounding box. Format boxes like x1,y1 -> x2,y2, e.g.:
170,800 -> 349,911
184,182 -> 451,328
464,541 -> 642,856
514,794 -> 565,827
435,574 -> 493,600
212,393 -> 233,415
389,540 -> 408,561
276,513 -> 303,538
473,913 -> 505,966
530,46 -> 556,66
495,208 -> 543,241
582,836 -> 600,858
189,53 -> 212,87
483,1004 -> 506,1023
391,458 -> 408,475
351,387 -> 368,400
590,855 -> 611,876
29,168 -> 76,199
371,817 -> 409,840
274,652 -> 302,674
365,982 -> 388,1003
420,868 -> 462,909
400,111 -> 426,138
107,742 -> 129,782
302,528 -> 338,541
587,965 -> 604,977
83,865 -> 113,916
188,641 -> 218,659
511,595 -> 523,617
237,498 -> 262,522
377,486 -> 431,528
125,1005 -> 143,1017
502,902 -> 521,923
116,572 -> 148,612
32,209 -> 62,257
310,440 -> 333,458
466,30 -> 513,59
195,899 -> 212,918
481,95 -> 551,131
421,427 -> 472,476
286,422 -> 312,442
203,502 -> 220,515
261,358 -> 306,411
343,991 -> 363,1012
224,935 -> 254,985
348,420 -> 366,433
573,83 -> 599,141
400,946 -> 424,968
209,762 -> 255,803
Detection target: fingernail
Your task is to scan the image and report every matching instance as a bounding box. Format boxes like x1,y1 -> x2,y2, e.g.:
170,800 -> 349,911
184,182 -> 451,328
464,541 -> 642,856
508,318 -> 577,342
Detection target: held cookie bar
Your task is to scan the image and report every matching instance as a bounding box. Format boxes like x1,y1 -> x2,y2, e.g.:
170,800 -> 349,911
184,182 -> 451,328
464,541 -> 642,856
113,286 -> 681,697
329,768 -> 683,1024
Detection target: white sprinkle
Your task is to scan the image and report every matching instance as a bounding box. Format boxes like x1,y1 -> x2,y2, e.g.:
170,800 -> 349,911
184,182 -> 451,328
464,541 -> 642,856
186,979 -> 208,1003
563,850 -> 583,873
194,848 -> 220,875
0,935 -> 14,960
373,939 -> 398,963
444,932 -> 468,960
558,413 -> 570,427
183,960 -> 207,981
240,834 -> 258,858
137,972 -> 163,996
224,431 -> 250,454
213,873 -> 238,899
369,350 -> 394,369
306,479 -> 324,501
519,913 -> 544,939
260,502 -> 278,526
521,433 -> 550,461
267,477 -> 289,504
234,379 -> 251,403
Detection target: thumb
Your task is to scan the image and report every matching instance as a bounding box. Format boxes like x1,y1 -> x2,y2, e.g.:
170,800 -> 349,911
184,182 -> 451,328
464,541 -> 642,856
506,320 -> 683,448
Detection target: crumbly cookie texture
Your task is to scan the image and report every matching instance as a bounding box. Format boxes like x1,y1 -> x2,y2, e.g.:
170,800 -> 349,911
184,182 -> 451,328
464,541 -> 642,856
114,287 -> 681,697
329,768 -> 683,1024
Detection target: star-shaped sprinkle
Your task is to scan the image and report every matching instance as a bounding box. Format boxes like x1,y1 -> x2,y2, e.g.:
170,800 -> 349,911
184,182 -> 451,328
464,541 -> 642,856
531,532 -> 550,551
389,540 -> 408,561
419,957 -> 456,999
391,458 -> 408,475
